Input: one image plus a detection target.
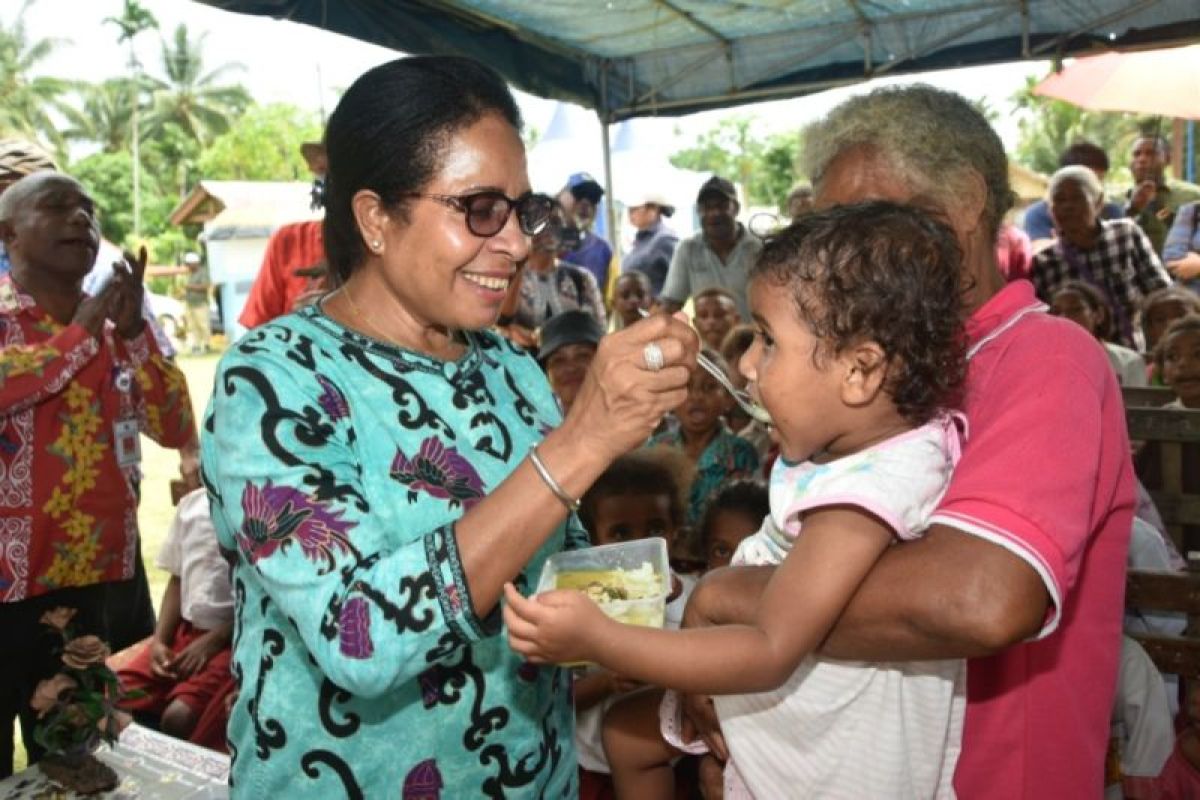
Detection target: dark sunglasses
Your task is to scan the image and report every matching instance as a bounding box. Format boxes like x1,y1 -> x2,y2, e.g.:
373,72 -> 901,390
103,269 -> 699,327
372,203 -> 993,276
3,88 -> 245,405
405,190 -> 553,237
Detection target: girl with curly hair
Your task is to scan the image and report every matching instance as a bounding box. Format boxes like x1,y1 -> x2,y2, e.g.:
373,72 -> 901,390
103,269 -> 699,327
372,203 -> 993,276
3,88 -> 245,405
505,201 -> 971,799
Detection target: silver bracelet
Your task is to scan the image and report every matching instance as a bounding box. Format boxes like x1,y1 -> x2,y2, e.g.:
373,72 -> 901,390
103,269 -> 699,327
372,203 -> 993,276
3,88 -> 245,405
528,446 -> 580,513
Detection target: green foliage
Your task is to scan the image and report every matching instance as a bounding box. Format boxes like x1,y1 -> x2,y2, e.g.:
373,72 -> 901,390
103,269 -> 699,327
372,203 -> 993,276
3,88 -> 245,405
197,103 -> 321,181
1011,74 -> 1156,184
670,116 -> 803,209
144,24 -> 250,146
103,0 -> 158,45
0,0 -> 75,157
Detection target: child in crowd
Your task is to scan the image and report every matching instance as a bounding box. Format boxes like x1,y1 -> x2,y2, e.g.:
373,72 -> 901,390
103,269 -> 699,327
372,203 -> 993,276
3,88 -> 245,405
600,479 -> 768,798
1141,288 -> 1200,385
693,287 -> 741,350
701,479 -> 769,572
572,451 -> 690,800
648,348 -> 760,529
612,270 -> 653,331
1156,315 -> 1200,409
719,325 -> 773,463
505,201 -> 969,798
118,487 -> 234,751
1050,280 -> 1148,386
1153,682 -> 1200,798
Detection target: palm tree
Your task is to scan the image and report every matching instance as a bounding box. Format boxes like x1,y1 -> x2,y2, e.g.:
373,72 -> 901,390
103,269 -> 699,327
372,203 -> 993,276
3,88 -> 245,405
104,0 -> 158,238
145,24 -> 250,147
0,0 -> 74,154
62,78 -> 144,153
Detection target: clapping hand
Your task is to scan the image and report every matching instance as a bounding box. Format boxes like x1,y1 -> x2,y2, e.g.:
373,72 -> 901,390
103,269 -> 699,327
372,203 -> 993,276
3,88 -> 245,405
503,582 -> 608,665
109,246 -> 147,339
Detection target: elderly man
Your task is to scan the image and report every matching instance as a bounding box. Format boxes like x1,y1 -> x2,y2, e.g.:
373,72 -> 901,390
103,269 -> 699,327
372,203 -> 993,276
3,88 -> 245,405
621,189 -> 678,296
0,173 -> 196,775
659,176 -> 761,319
0,138 -> 58,276
1032,165 -> 1172,349
684,85 -> 1134,799
1126,135 -> 1200,254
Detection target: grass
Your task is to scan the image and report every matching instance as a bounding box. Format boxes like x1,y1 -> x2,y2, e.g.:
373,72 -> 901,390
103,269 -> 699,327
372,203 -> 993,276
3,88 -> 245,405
9,350 -> 222,774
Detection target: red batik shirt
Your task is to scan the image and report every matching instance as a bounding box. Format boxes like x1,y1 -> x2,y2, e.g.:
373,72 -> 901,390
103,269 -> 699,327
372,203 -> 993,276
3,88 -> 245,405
0,275 -> 195,602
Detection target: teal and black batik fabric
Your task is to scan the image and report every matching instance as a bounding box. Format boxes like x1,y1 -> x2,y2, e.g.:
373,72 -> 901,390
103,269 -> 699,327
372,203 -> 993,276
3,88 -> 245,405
202,305 -> 585,798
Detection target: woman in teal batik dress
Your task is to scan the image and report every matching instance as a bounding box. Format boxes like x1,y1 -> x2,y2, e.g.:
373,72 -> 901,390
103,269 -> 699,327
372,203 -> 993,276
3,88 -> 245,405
201,56 -> 697,798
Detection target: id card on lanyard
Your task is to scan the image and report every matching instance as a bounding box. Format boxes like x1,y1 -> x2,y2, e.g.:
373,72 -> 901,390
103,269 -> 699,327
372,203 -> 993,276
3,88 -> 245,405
111,362 -> 141,469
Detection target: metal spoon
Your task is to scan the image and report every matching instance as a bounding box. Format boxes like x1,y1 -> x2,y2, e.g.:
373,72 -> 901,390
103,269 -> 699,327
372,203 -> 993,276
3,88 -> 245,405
637,309 -> 773,425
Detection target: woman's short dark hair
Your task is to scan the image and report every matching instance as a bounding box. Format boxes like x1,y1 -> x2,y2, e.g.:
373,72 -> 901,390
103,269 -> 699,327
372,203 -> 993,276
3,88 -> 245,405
1052,280 -> 1115,341
322,56 -> 522,280
752,201 -> 967,425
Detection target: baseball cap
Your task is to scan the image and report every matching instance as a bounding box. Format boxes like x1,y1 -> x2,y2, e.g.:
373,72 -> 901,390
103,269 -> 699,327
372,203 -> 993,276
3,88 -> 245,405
566,172 -> 605,203
537,310 -> 604,364
696,176 -> 737,205
624,188 -> 675,218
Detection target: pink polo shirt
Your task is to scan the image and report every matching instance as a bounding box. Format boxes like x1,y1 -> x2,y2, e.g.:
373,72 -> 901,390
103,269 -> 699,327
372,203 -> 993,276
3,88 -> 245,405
930,280 -> 1134,799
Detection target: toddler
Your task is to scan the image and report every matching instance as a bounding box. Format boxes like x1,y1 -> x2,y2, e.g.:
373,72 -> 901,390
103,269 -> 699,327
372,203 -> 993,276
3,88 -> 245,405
648,349 -> 759,528
693,287 -> 741,350
118,487 -> 234,750
505,201 -> 969,799
1050,280 -> 1148,386
573,451 -> 691,800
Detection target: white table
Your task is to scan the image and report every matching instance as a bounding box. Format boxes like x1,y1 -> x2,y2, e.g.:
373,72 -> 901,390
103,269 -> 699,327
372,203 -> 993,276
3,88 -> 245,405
0,724 -> 229,799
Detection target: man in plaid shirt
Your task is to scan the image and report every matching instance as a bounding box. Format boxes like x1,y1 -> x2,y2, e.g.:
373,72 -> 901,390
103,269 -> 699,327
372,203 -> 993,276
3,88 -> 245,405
1032,165 -> 1172,350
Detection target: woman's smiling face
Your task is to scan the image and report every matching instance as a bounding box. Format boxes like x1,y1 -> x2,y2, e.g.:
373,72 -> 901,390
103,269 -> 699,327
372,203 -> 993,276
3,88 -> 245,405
371,112 -> 533,333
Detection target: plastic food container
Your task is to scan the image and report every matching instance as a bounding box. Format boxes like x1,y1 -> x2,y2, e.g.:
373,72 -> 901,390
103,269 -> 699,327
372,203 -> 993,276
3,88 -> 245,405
536,537 -> 671,628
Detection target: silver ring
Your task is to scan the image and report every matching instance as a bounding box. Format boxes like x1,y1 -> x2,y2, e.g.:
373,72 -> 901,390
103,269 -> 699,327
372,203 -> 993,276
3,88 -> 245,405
642,341 -> 665,372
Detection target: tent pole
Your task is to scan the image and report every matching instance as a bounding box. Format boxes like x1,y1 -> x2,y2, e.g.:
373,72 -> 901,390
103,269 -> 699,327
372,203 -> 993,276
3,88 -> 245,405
600,66 -> 617,291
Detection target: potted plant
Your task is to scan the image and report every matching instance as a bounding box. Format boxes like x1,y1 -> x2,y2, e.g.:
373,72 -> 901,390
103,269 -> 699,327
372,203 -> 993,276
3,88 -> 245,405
30,607 -> 139,795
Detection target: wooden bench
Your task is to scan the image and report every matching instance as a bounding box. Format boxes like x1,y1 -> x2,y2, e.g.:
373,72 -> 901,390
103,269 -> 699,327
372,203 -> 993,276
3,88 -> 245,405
1126,568 -> 1200,678
1121,385 -> 1178,409
1124,393 -> 1200,677
1126,402 -> 1200,554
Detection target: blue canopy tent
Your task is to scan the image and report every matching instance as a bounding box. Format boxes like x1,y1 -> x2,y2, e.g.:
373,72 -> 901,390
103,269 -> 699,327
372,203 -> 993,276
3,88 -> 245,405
196,0 -> 1200,232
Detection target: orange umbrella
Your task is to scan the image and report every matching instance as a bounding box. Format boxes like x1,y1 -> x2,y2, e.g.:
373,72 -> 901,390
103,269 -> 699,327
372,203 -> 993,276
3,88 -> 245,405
1033,44 -> 1200,120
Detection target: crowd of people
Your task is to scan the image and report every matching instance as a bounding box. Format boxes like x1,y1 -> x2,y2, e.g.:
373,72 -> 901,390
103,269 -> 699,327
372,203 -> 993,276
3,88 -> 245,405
2,50 -> 1200,799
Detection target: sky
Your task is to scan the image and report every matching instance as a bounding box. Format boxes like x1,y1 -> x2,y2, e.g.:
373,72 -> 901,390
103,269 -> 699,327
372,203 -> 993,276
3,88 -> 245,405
19,0 -> 1054,160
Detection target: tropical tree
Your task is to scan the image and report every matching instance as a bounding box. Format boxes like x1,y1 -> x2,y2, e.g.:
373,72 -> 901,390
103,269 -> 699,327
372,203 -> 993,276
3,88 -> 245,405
197,103 -> 321,181
104,0 -> 158,239
1010,74 -> 1150,184
0,0 -> 74,154
145,24 -> 250,146
670,116 -> 804,210
62,78 -> 144,153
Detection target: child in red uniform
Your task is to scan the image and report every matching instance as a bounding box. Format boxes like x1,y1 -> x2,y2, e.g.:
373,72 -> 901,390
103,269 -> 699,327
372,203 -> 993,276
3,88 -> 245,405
119,488 -> 233,750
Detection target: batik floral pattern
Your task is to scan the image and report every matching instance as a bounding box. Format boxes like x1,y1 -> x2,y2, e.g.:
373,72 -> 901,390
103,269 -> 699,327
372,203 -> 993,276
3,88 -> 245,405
390,437 -> 486,509
238,481 -> 355,573
337,596 -> 374,659
316,374 -> 350,421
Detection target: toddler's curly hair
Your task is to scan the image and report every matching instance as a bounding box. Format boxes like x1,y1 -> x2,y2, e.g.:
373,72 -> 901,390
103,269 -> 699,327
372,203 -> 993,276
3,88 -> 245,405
752,201 -> 968,425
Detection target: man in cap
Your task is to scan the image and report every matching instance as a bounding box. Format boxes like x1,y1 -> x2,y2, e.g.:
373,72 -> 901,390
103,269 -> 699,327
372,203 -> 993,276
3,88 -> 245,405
537,309 -> 605,414
659,176 -> 761,318
557,172 -> 614,291
182,251 -> 211,353
621,188 -> 678,296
